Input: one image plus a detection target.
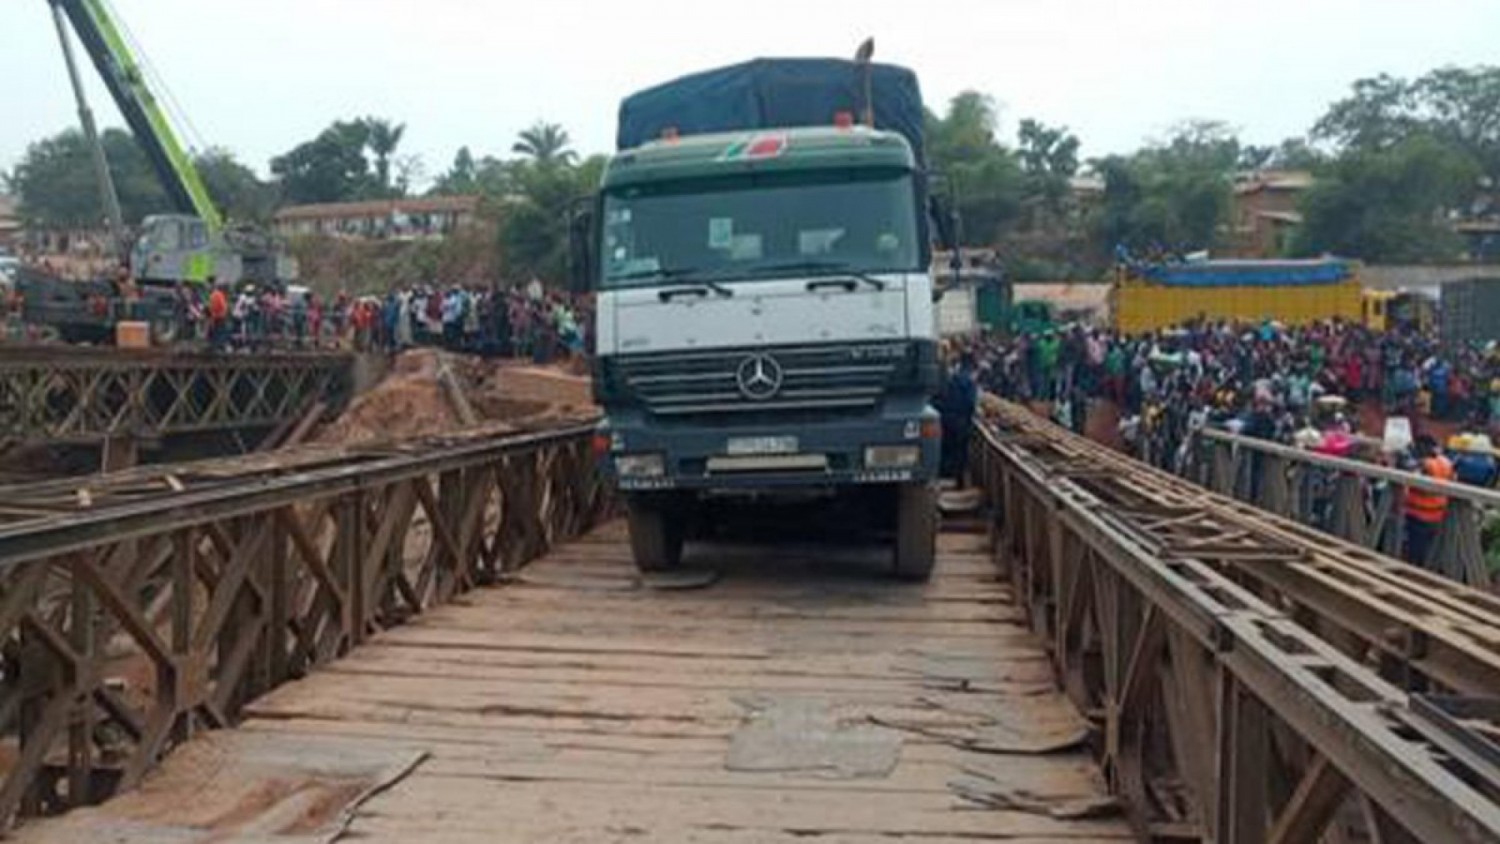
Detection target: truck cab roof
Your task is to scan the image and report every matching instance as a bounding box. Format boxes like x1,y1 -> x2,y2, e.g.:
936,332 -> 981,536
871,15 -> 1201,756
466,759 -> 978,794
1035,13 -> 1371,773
602,126 -> 916,191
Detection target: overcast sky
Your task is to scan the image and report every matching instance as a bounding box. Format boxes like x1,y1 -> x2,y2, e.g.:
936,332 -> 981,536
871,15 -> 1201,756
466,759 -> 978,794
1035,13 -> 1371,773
4,0 -> 1498,186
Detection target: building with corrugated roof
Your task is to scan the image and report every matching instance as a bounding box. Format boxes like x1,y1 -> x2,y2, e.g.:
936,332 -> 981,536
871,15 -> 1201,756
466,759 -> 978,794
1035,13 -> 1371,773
1227,170 -> 1314,257
272,195 -> 482,240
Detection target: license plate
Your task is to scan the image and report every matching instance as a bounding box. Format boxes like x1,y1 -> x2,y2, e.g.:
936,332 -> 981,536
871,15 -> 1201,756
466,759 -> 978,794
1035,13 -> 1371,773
726,436 -> 799,456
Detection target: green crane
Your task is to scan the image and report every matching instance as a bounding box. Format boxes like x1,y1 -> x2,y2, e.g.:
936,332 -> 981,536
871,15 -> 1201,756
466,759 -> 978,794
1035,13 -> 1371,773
48,0 -> 294,288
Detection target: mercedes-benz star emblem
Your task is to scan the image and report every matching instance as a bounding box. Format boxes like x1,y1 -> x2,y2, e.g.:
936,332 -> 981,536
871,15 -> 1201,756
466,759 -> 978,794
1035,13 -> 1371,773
736,353 -> 784,400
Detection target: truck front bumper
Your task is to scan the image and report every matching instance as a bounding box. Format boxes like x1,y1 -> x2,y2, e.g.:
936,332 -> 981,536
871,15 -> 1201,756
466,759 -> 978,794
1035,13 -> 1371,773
600,402 -> 941,492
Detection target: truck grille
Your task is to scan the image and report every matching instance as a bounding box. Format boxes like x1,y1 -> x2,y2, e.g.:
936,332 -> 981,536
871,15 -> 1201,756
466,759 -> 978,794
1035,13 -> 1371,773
613,345 -> 907,416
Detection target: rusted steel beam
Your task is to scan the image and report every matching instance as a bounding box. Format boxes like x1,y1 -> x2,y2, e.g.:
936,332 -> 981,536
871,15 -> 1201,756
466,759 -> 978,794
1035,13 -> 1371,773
0,424 -> 598,566
976,405 -> 1500,843
0,349 -> 351,445
1192,428 -> 1496,585
988,406 -> 1500,699
0,424 -> 610,829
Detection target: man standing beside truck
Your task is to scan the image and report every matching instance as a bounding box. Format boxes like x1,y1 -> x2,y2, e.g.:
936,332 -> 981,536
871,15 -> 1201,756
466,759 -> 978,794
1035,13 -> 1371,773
936,351 -> 978,483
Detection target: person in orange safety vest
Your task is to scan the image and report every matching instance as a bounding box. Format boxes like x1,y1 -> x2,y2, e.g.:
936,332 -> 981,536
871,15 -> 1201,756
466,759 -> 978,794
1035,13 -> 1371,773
1404,434 -> 1455,568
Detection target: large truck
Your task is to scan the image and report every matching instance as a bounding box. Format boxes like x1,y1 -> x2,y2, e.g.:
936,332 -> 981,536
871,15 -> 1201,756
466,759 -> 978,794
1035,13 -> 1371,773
1440,277 -> 1500,348
574,56 -> 947,580
1111,257 -> 1361,335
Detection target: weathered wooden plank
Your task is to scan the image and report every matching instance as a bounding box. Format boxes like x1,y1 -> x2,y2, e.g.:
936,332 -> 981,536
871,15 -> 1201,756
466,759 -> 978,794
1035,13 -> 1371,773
13,525 -> 1127,842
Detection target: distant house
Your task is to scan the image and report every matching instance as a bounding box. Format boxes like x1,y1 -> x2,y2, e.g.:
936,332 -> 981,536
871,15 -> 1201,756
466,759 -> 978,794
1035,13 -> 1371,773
1067,170 -> 1314,259
1068,174 -> 1106,215
1229,170 -> 1313,258
272,195 -> 483,241
0,195 -> 20,249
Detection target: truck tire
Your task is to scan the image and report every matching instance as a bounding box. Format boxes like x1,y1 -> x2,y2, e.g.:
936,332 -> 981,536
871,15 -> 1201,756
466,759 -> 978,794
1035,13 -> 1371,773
626,495 -> 685,573
893,483 -> 937,582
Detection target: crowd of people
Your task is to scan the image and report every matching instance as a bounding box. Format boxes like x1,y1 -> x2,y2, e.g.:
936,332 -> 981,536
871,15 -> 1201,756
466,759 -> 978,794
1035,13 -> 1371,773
179,277 -> 591,363
958,316 -> 1500,568
973,319 -> 1500,463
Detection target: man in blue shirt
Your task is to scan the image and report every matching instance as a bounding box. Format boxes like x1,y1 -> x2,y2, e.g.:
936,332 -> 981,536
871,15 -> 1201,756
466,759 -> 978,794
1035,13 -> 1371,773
936,352 -> 979,483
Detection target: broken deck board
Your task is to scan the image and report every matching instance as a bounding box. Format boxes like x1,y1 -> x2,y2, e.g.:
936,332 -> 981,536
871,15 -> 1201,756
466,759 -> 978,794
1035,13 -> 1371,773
15,522 -> 1129,842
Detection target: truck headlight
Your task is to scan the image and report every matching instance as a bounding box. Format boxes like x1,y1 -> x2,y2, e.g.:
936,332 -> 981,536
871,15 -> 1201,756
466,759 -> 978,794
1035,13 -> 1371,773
864,445 -> 921,470
615,452 -> 666,478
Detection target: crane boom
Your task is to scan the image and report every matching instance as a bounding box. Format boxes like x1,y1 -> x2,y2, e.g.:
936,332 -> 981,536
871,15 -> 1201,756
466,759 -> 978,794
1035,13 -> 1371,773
50,0 -> 223,232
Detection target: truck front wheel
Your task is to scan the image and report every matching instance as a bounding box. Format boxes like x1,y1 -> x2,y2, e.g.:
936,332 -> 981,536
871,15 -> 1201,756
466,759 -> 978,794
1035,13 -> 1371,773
626,494 -> 686,573
893,483 -> 937,582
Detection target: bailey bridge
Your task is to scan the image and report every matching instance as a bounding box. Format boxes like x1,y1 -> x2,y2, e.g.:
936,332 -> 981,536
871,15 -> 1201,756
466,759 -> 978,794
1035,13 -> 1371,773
0,406 -> 1494,842
0,347 -> 352,466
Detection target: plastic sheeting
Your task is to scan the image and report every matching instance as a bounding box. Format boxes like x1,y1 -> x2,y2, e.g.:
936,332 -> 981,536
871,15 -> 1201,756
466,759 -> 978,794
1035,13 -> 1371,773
617,58 -> 926,166
1139,259 -> 1352,287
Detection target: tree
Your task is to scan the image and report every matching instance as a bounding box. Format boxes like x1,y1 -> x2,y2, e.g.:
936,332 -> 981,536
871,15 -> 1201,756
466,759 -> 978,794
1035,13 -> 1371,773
1313,74 -> 1417,151
432,146 -> 479,195
364,117 -> 406,193
1016,118 -> 1080,217
1238,144 -> 1276,171
392,153 -> 424,196
511,122 -> 576,165
498,153 -> 604,282
1293,134 -> 1480,262
925,92 -> 1025,246
10,128 -> 171,227
270,119 -> 377,205
1314,66 -> 1499,187
1091,122 -> 1240,255
195,147 -> 278,223
12,127 -> 282,230
1268,138 -> 1327,170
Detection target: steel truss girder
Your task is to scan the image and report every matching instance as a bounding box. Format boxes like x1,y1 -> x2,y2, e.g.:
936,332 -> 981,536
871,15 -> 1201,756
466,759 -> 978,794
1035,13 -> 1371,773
0,425 -> 608,828
976,406 -> 1500,843
1191,428 -> 1498,587
0,350 -> 349,444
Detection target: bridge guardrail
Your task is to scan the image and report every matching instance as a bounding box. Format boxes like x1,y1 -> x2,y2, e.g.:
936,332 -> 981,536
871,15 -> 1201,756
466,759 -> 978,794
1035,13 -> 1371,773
0,423 -> 608,827
975,407 -> 1500,843
1186,427 -> 1498,586
0,348 -> 351,445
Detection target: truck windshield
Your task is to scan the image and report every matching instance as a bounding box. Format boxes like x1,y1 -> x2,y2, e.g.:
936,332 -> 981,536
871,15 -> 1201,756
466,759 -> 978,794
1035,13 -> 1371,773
600,170 -> 919,288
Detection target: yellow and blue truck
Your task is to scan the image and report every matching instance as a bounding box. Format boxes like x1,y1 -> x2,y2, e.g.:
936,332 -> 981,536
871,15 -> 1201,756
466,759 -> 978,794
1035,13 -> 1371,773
1111,258 -> 1362,335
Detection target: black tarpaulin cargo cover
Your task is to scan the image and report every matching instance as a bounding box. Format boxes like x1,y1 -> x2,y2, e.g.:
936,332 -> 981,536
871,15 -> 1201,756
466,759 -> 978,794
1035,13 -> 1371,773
617,58 -> 926,166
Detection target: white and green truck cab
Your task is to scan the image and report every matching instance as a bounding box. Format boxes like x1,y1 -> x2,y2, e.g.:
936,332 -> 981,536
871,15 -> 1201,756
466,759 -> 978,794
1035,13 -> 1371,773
576,58 -> 947,579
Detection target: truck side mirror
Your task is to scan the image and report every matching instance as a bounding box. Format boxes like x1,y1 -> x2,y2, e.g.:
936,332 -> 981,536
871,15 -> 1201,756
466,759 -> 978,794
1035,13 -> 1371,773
567,198 -> 597,295
928,194 -> 958,252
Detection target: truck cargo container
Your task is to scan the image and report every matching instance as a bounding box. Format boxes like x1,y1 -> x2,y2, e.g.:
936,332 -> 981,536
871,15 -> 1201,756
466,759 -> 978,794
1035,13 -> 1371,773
1440,277 -> 1500,348
1111,258 -> 1361,335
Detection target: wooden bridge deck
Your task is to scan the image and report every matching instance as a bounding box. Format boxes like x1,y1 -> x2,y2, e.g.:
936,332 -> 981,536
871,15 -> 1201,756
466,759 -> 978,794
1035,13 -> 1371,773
17,521 -> 1129,843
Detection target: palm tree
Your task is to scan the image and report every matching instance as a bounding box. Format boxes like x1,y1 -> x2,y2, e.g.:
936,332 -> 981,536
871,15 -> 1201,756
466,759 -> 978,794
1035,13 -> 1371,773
511,121 -> 576,165
364,118 -> 406,191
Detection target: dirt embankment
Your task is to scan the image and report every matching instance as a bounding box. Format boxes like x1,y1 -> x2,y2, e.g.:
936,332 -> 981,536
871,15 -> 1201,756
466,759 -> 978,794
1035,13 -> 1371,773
314,349 -> 595,446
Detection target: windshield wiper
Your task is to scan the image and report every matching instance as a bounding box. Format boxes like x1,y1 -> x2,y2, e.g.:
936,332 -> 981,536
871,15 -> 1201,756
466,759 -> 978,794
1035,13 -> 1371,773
760,260 -> 888,291
610,266 -> 702,283
610,267 -> 734,298
655,283 -> 736,303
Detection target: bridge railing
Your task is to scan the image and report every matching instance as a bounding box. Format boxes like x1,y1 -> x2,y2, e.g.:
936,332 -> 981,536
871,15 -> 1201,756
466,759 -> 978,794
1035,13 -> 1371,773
0,424 -> 609,828
0,348 -> 350,445
974,407 -> 1500,843
1185,427 -> 1499,586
